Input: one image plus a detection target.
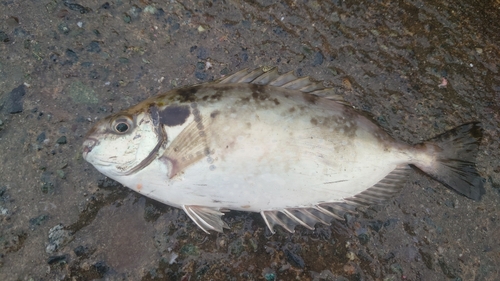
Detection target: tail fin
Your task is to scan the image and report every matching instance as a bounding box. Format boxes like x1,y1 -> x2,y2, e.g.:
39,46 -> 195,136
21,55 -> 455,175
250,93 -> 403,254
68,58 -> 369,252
413,122 -> 485,200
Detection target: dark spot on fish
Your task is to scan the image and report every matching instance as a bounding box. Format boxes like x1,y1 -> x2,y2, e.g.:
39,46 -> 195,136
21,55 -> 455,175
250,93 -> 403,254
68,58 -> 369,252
240,96 -> 251,103
310,118 -> 318,125
289,107 -> 296,113
210,110 -> 220,118
272,98 -> 280,105
303,93 -> 319,104
246,122 -> 251,129
250,84 -> 269,101
159,105 -> 191,127
202,95 -> 209,101
176,86 -> 199,102
210,90 -> 223,101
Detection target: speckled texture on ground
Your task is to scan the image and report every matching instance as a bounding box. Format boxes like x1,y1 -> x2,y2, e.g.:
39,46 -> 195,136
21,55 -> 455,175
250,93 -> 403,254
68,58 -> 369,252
0,0 -> 499,280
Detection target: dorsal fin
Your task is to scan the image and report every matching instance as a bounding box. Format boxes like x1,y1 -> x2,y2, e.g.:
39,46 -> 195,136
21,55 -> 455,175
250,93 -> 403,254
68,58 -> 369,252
217,67 -> 345,102
260,165 -> 410,233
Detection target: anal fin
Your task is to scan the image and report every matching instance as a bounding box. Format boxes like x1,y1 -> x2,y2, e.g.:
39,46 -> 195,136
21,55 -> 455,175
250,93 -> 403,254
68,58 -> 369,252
261,208 -> 332,234
260,165 -> 410,233
182,205 -> 229,233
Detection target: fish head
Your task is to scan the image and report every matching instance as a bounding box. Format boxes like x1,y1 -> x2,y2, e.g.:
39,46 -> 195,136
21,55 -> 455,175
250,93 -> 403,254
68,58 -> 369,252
82,108 -> 164,178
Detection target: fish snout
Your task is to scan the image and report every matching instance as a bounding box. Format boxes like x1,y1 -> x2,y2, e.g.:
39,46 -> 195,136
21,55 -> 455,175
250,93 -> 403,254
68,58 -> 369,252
82,138 -> 98,159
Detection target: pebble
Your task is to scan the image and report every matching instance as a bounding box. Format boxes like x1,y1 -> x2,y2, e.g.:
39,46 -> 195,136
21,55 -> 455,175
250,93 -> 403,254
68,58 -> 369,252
357,233 -> 370,245
29,214 -> 48,229
5,85 -> 26,114
58,23 -> 70,35
195,71 -> 207,80
87,41 -> 101,53
65,49 -> 79,64
197,47 -> 209,60
56,170 -> 66,179
312,51 -> 324,66
63,1 -> 91,14
0,30 -> 10,42
48,255 -> 67,265
56,136 -> 67,144
284,248 -> 305,268
74,245 -> 89,257
41,171 -> 55,194
93,261 -> 109,275
46,224 -> 73,254
264,272 -> 276,281
36,132 -> 46,143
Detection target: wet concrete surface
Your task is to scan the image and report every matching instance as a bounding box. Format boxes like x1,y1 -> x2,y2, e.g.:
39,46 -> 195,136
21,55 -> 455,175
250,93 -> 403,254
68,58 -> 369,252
0,0 -> 499,280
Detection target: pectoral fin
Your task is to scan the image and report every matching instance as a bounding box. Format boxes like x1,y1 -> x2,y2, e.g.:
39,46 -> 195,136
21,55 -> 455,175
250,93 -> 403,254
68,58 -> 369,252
182,205 -> 229,233
159,117 -> 210,179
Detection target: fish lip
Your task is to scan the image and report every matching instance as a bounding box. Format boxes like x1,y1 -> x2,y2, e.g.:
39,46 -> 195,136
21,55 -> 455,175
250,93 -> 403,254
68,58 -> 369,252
82,138 -> 99,159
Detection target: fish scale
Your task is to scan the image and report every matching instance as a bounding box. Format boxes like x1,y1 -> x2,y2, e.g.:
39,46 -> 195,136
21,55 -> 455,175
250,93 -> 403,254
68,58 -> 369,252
83,68 -> 484,234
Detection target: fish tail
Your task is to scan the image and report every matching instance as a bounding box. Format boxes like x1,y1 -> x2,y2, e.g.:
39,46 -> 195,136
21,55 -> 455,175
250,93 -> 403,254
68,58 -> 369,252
413,122 -> 485,200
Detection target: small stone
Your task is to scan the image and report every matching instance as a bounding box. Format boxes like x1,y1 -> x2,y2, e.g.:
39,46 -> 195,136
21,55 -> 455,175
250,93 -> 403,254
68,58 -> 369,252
180,244 -> 199,256
220,68 -> 230,75
195,71 -> 207,80
122,13 -> 131,23
144,5 -> 157,14
41,171 -> 55,193
264,272 -> 276,281
58,23 -> 70,35
196,61 -> 205,70
129,5 -> 142,18
119,57 -> 129,64
29,214 -> 48,228
74,245 -> 88,256
312,51 -> 324,66
48,255 -> 67,265
357,233 -> 370,245
56,170 -> 66,179
56,136 -> 67,144
5,85 -> 26,114
63,2 -> 91,14
0,30 -> 10,43
284,249 -> 305,268
87,41 -> 101,53
197,47 -> 209,60
36,132 -> 46,143
331,12 -> 340,22
46,224 -> 73,254
65,49 -> 78,64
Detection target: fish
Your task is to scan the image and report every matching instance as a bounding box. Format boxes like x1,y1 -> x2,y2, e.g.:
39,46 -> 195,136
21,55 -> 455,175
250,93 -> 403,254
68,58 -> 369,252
82,68 -> 485,234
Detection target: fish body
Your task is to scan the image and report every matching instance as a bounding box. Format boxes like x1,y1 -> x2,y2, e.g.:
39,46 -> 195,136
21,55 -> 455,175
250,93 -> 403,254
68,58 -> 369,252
83,68 -> 484,233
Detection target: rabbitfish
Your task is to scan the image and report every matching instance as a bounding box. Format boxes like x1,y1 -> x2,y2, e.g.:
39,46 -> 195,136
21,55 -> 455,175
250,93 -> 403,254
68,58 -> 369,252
82,68 -> 484,233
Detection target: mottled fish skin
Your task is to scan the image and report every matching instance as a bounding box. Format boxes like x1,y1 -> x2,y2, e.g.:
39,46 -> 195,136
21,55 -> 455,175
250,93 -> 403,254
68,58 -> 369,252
83,68 -> 484,234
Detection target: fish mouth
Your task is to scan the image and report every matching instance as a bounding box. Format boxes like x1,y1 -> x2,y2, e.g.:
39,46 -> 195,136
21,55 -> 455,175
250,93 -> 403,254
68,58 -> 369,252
82,138 -> 99,159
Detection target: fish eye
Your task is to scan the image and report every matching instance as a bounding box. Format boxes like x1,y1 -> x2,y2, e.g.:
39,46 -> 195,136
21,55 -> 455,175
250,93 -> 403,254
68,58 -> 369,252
112,116 -> 133,134
115,122 -> 129,133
